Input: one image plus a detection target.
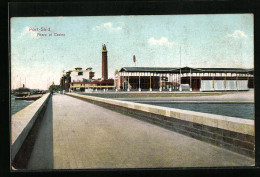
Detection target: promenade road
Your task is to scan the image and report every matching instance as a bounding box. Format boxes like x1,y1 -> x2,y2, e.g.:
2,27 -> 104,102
27,94 -> 254,169
115,90 -> 254,103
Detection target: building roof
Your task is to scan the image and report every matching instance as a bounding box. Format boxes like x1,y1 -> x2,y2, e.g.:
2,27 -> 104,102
119,67 -> 254,74
119,67 -> 178,72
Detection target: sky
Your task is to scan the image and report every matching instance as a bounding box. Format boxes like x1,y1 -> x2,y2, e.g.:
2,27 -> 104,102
11,14 -> 254,90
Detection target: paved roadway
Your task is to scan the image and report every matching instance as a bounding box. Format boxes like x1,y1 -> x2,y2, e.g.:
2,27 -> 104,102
27,94 -> 254,169
115,90 -> 254,103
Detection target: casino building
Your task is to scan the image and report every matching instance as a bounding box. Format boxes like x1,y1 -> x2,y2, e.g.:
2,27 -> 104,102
119,67 -> 254,91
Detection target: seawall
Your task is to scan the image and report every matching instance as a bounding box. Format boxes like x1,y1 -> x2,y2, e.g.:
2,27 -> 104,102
11,93 -> 51,164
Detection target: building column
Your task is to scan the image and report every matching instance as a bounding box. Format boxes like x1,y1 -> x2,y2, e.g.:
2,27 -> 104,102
224,72 -> 226,91
139,72 -> 141,92
236,72 -> 238,91
179,73 -> 182,91
173,74 -> 175,91
127,73 -> 130,92
176,73 -> 178,90
212,74 -> 215,91
247,72 -> 249,89
159,73 -> 162,92
169,74 -> 172,92
190,68 -> 192,91
149,72 -> 152,92
199,74 -> 202,91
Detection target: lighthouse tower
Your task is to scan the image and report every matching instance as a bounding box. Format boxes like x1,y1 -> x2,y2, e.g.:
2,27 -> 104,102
102,44 -> 108,80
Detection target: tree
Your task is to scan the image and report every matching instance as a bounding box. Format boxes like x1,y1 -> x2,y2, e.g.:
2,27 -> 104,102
49,85 -> 61,92
114,69 -> 119,76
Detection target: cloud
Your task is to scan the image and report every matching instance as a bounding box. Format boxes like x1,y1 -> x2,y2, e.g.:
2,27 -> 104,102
18,26 -> 40,39
148,37 -> 176,47
226,30 -> 248,39
93,22 -> 123,31
11,28 -> 15,33
103,22 -> 112,28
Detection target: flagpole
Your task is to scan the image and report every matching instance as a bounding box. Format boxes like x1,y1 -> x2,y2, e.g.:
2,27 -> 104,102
133,55 -> 136,67
180,46 -> 181,75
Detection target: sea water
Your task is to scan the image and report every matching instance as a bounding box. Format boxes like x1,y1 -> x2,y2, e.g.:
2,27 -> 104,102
11,95 -> 34,115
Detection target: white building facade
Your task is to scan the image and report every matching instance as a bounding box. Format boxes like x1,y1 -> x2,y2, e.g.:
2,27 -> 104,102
70,67 -> 95,82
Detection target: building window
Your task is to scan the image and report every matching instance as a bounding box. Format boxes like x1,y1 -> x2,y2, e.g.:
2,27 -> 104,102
78,72 -> 83,76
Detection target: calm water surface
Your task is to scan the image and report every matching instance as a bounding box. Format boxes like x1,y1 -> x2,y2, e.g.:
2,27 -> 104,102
11,95 -> 34,115
141,103 -> 254,119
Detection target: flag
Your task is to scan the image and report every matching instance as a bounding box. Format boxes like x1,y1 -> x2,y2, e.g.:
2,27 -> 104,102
133,55 -> 136,63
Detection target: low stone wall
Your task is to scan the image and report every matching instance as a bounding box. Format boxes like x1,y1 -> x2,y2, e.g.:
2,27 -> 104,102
66,93 -> 255,158
11,93 -> 51,161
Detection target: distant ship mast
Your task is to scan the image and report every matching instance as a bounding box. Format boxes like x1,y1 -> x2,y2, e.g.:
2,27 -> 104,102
180,46 -> 181,84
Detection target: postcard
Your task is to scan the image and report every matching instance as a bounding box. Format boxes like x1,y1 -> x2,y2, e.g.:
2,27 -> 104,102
10,14 -> 254,170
